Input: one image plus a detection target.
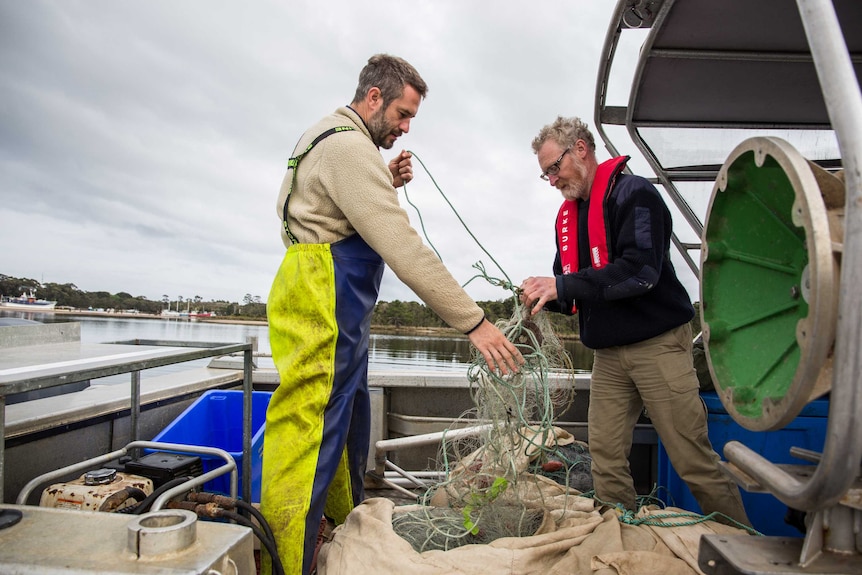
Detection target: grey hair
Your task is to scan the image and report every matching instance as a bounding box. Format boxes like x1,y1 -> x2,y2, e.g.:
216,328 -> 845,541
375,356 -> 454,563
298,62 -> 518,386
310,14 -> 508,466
531,116 -> 596,154
352,54 -> 428,108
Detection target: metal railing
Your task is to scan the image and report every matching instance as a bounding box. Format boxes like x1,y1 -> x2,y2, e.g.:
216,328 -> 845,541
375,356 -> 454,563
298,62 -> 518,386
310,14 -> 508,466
0,338 -> 254,503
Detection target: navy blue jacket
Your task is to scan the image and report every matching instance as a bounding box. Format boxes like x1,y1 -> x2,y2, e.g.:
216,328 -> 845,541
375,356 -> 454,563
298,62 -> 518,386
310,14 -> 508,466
546,173 -> 694,349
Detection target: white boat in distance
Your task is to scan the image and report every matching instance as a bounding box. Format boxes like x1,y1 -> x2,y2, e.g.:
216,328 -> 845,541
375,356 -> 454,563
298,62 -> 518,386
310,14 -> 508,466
0,289 -> 57,310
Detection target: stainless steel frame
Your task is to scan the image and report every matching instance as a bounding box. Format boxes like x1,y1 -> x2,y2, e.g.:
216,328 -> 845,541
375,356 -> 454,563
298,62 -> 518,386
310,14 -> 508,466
596,0 -> 862,571
16,440 -> 240,511
719,0 -> 862,514
1,338 -> 254,503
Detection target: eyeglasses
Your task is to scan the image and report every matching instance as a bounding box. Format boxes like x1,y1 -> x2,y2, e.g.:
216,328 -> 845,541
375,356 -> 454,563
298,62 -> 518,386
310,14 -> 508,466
539,147 -> 571,181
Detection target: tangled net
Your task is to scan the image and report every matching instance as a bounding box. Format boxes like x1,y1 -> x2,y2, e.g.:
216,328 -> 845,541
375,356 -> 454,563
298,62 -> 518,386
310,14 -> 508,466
391,300 -> 590,552
528,440 -> 593,493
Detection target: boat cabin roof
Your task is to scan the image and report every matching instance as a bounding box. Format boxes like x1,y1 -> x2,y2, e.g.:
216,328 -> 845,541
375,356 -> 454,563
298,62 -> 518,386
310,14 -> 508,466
625,0 -> 861,130
595,0 -> 861,274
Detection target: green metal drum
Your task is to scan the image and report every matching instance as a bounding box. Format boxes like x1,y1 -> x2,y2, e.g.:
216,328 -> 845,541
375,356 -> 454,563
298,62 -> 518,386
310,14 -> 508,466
701,137 -> 839,431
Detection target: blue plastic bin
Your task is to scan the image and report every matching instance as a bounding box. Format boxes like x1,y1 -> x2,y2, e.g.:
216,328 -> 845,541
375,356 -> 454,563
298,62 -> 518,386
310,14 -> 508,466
151,390 -> 272,502
657,391 -> 828,536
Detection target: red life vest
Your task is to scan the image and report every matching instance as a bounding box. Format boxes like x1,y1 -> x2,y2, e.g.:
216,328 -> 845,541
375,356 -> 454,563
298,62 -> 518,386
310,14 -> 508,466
555,155 -> 629,313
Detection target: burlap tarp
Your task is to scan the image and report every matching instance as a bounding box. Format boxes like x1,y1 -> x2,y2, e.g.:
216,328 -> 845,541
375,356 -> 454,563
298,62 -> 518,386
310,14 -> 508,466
319,426 -> 747,574
319,492 -> 747,575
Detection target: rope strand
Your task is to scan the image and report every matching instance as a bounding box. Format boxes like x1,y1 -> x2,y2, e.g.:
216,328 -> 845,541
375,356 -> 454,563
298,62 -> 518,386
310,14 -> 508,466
402,151 -> 515,295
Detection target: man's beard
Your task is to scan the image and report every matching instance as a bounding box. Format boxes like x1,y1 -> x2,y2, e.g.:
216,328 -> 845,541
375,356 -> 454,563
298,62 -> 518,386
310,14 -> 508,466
560,162 -> 590,201
368,108 -> 397,149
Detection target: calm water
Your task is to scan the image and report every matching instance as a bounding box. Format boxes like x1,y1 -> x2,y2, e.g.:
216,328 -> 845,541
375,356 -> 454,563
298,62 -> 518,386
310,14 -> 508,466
1,311 -> 593,376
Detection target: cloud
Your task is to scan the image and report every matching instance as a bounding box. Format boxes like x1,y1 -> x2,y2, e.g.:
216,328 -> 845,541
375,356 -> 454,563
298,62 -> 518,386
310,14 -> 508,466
1,0 -> 630,306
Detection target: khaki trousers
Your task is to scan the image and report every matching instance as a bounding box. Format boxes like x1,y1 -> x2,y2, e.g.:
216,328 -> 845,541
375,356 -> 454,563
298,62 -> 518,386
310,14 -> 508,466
587,323 -> 750,526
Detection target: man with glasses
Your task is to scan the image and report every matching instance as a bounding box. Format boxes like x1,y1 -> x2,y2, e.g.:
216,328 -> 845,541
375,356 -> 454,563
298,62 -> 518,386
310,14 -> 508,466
261,54 -> 523,575
539,146 -> 570,182
519,116 -> 750,526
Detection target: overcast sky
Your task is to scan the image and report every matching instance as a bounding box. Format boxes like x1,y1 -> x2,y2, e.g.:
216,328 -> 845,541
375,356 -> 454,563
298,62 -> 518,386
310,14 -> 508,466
2,1 -> 690,307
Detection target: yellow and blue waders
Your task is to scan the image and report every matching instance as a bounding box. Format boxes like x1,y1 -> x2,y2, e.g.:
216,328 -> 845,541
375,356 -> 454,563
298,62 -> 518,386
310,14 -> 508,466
261,233 -> 384,575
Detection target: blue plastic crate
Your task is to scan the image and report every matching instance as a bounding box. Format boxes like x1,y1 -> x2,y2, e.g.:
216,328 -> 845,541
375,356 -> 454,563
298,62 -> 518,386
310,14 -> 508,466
657,391 -> 828,536
150,390 -> 272,502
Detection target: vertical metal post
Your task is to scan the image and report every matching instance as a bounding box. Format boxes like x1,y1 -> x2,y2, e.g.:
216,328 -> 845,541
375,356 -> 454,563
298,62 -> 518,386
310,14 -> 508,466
800,0 -> 862,503
130,371 -> 141,459
726,0 -> 862,510
0,395 -> 5,502
242,346 -> 253,504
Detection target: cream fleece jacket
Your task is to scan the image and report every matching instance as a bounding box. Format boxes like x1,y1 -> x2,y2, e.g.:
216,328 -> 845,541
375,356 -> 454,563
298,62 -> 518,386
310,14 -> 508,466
276,106 -> 484,334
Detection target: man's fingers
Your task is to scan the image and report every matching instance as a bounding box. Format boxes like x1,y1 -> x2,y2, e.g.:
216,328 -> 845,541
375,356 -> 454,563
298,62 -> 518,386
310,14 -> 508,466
530,297 -> 544,316
481,350 -> 499,374
487,346 -> 522,376
482,348 -> 505,376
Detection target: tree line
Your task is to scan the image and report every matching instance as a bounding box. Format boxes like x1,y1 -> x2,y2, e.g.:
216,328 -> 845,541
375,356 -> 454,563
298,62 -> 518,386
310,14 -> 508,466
1,274 -> 582,336
371,298 -> 581,338
0,275 -> 265,319
0,274 -> 709,339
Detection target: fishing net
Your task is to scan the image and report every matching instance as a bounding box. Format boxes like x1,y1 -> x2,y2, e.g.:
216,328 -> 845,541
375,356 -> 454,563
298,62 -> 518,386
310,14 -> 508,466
319,155 -> 756,574
528,440 -> 593,492
391,302 -> 591,552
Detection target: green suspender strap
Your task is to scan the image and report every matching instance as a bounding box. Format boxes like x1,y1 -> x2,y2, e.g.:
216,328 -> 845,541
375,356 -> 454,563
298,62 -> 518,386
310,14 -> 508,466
282,126 -> 355,245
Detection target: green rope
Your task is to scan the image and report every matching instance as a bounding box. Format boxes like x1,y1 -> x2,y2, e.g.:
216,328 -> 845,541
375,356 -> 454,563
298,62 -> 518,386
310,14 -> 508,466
584,492 -> 762,535
620,509 -> 762,535
402,151 -> 516,297
397,153 -> 762,543
464,261 -> 522,296
399,151 -> 561,459
637,484 -> 671,510
398,152 -> 588,541
401,182 -> 443,262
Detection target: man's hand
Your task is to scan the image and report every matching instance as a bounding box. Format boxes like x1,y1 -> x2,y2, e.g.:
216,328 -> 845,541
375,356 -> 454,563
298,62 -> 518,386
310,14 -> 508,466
389,150 -> 414,188
519,276 -> 557,316
468,319 -> 524,375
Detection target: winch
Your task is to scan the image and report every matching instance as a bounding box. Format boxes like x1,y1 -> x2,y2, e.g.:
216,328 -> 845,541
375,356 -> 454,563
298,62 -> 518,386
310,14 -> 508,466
39,467 -> 153,512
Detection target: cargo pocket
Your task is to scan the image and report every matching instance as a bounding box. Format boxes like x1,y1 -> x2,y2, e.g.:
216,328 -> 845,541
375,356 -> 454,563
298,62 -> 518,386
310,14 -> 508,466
658,326 -> 707,437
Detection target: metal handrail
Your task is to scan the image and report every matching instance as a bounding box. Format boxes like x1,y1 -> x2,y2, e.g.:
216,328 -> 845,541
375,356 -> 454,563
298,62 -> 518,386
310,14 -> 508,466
1,338 -> 254,503
596,0 -> 862,514
623,0 -> 706,257
17,440 -> 237,508
594,0 -> 703,279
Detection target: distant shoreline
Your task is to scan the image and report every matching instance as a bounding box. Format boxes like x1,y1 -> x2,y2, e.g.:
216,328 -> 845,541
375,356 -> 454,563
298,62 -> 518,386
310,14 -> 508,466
49,308 -> 268,326
46,309 -> 578,339
46,309 -> 459,334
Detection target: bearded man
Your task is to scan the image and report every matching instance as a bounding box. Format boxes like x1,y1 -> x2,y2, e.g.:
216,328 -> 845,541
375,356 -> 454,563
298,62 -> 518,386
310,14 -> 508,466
520,116 -> 749,528
261,54 -> 522,575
